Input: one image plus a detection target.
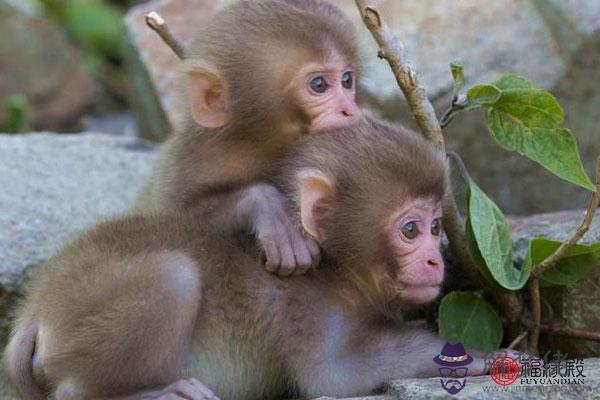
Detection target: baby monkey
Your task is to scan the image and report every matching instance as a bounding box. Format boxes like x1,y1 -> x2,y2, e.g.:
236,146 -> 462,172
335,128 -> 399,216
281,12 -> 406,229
5,117 -> 488,400
135,0 -> 361,275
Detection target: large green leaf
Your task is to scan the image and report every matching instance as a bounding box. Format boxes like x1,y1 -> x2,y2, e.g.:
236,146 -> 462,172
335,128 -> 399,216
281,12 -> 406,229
465,214 -> 496,284
467,179 -> 530,290
486,110 -> 594,191
438,291 -> 503,352
460,73 -> 594,192
522,238 -> 600,287
492,74 -> 564,127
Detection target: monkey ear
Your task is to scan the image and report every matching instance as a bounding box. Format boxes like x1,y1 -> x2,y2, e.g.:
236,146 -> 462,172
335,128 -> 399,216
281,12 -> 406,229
187,63 -> 229,128
298,169 -> 334,242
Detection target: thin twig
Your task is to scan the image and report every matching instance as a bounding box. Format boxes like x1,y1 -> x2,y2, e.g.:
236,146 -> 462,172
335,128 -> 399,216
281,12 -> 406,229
533,156 -> 600,278
439,96 -> 468,129
527,156 -> 600,353
508,331 -> 528,350
354,0 -> 444,149
528,278 -> 541,353
145,12 -> 187,60
540,324 -> 600,342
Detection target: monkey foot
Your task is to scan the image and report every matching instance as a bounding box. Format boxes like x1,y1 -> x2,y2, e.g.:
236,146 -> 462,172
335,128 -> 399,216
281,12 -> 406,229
150,378 -> 220,400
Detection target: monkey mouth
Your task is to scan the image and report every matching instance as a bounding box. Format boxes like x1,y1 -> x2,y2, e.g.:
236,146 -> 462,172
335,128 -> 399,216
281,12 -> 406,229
395,284 -> 441,303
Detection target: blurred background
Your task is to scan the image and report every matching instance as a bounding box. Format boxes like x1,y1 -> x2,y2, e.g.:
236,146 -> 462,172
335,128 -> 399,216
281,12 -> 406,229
1,0 -> 599,215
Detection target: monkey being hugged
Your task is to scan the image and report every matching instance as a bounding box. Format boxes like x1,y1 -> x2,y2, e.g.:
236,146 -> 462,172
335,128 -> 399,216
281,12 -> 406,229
133,0 -> 362,276
4,117 -> 493,400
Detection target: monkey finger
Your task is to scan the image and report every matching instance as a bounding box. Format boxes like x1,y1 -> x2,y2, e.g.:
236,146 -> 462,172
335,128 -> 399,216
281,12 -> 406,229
261,236 -> 282,274
306,237 -> 321,269
187,378 -> 220,400
275,234 -> 297,277
290,235 -> 313,275
167,378 -> 217,400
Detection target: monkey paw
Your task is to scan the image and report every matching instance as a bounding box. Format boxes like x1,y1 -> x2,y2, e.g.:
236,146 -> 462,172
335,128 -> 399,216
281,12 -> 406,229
260,227 -> 321,276
250,196 -> 319,277
151,378 -> 220,400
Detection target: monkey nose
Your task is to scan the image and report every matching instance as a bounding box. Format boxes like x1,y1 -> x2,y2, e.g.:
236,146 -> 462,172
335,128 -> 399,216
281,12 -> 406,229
341,102 -> 359,118
427,258 -> 440,267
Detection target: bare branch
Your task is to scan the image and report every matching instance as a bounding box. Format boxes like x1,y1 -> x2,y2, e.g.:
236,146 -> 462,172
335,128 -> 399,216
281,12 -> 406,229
533,156 -> 600,278
508,331 -> 528,350
528,277 -> 541,353
527,155 -> 600,353
145,12 -> 187,60
354,1 -> 444,148
540,324 -> 600,342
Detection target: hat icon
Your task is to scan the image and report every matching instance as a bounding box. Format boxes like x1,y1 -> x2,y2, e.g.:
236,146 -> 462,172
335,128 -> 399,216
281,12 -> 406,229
433,342 -> 473,367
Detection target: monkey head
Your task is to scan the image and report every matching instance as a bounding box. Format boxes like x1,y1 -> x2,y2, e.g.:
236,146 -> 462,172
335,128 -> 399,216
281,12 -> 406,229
282,117 -> 449,306
183,0 -> 361,145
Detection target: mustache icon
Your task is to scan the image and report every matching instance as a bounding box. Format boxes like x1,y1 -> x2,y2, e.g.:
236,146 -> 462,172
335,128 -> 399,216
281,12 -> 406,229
440,378 -> 467,395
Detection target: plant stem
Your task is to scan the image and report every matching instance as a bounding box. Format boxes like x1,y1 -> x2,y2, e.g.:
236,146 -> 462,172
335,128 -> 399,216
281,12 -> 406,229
145,12 -> 187,60
533,157 -> 600,279
540,324 -> 600,342
528,156 -> 600,353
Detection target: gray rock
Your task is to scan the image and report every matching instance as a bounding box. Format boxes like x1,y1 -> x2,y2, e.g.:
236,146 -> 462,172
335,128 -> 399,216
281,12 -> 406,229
0,0 -> 96,132
509,209 -> 600,263
388,357 -> 600,399
0,132 -> 157,293
510,210 -> 600,358
0,131 -> 156,348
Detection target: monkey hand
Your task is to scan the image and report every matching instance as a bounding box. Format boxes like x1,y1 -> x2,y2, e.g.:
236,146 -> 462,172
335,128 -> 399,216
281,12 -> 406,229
245,184 -> 321,276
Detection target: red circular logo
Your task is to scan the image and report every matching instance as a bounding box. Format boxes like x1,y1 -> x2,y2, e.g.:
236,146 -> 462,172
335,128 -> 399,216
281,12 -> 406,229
490,356 -> 520,387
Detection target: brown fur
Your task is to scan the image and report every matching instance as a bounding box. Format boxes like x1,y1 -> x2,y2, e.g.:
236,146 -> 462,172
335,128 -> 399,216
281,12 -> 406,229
3,117 -> 482,400
134,0 -> 360,213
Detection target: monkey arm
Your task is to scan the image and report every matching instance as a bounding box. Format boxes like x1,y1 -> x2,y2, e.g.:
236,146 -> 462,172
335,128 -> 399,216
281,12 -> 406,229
294,323 -> 488,398
191,183 -> 320,276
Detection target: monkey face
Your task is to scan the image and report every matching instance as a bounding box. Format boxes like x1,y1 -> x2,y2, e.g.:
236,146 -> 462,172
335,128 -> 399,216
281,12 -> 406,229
290,51 -> 360,132
386,198 -> 445,304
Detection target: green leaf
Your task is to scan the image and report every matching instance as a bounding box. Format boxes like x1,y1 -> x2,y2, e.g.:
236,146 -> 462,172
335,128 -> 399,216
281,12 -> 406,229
522,238 -> 600,287
465,214 -> 496,284
486,110 -> 595,192
492,73 -> 534,90
466,84 -> 502,109
1,94 -> 30,134
467,179 -> 532,290
63,0 -> 124,60
450,63 -> 465,97
438,291 -> 503,352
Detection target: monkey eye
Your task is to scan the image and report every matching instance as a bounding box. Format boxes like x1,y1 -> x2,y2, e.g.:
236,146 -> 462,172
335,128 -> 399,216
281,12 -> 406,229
431,218 -> 442,236
401,221 -> 419,240
309,76 -> 328,94
341,71 -> 353,89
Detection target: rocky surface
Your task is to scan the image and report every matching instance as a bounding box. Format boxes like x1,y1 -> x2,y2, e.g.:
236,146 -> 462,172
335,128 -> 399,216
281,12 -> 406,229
387,357 -> 600,399
0,0 -> 96,132
509,210 -> 600,358
124,0 -> 600,215
0,131 -> 156,346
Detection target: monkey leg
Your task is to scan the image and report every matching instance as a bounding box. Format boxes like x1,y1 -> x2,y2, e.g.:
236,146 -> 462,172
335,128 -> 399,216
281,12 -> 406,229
35,251 -> 210,400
